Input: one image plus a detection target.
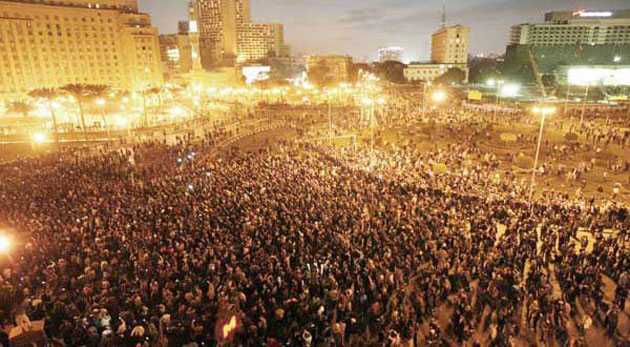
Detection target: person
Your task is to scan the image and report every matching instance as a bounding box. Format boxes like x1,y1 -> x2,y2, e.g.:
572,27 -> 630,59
0,105 -> 628,346
604,306 -> 618,338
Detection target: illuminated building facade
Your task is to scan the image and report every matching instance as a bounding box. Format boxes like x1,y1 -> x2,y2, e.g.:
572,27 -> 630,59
404,25 -> 470,82
510,10 -> 630,46
193,0 -> 287,67
236,23 -> 285,63
505,9 -> 630,83
404,63 -> 468,82
431,25 -> 470,65
377,47 -> 403,63
158,34 -> 192,81
306,55 -> 352,84
0,0 -> 163,95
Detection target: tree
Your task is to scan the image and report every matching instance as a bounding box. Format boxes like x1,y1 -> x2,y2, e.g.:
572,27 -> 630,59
433,68 -> 466,85
8,101 -> 32,117
61,84 -> 93,141
376,61 -> 406,84
28,88 -> 60,142
87,85 -> 111,138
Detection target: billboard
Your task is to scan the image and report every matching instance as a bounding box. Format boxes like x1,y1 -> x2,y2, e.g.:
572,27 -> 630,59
467,91 -> 483,101
242,66 -> 271,85
567,67 -> 630,86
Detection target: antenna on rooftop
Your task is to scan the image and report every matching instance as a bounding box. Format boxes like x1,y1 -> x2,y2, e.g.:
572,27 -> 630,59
440,0 -> 447,28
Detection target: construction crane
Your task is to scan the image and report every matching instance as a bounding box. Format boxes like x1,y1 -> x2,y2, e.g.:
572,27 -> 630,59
527,49 -> 547,99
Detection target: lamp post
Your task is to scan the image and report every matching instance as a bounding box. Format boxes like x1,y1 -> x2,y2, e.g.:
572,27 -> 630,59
495,80 -> 505,105
327,89 -> 333,137
580,83 -> 590,127
530,106 -> 555,203
422,81 -> 431,120
363,98 -> 376,167
432,91 -> 447,119
564,83 -> 572,117
0,234 -> 13,263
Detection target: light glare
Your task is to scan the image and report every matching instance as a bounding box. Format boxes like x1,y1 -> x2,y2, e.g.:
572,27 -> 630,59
0,235 -> 11,253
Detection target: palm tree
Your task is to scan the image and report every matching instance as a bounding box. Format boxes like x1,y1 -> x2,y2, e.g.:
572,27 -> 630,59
8,101 -> 33,117
61,84 -> 91,140
87,85 -> 111,139
28,88 -> 60,142
61,84 -> 110,141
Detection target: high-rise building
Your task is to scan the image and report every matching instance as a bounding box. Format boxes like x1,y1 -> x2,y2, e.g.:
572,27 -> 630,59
378,47 -> 404,63
237,23 -> 285,63
193,0 -> 286,67
404,25 -> 470,83
510,10 -> 630,46
0,0 -> 163,95
504,9 -> 630,83
431,25 -> 470,64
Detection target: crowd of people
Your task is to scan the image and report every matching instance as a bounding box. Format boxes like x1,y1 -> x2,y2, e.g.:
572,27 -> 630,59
0,98 -> 628,347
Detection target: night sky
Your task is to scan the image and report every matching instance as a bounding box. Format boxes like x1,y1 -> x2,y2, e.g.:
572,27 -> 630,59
140,0 -> 627,62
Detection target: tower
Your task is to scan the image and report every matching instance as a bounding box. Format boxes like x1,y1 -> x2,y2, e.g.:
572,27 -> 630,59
440,1 -> 447,28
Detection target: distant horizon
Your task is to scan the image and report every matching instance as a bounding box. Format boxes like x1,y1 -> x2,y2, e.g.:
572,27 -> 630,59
140,0 -> 628,62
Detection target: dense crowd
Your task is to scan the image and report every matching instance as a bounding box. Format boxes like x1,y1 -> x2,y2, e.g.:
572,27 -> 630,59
0,106 -> 628,347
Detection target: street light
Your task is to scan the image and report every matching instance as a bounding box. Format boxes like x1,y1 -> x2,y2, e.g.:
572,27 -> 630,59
377,97 -> 387,125
580,83 -> 590,127
422,81 -> 432,120
32,132 -> 47,144
432,91 -> 446,103
530,106 -> 555,203
0,234 -> 11,253
499,84 -> 519,98
363,98 -> 376,167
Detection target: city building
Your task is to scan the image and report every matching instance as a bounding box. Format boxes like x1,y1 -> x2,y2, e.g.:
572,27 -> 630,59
268,56 -> 305,81
404,63 -> 467,82
504,9 -> 630,83
378,47 -> 404,63
305,55 -> 352,84
0,0 -> 163,95
403,25 -> 470,83
431,25 -> 470,65
192,0 -> 287,68
159,34 -> 192,81
237,23 -> 285,64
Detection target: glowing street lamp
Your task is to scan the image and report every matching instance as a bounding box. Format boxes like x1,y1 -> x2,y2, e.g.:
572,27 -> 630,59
530,106 -> 555,202
0,235 -> 11,253
432,91 -> 447,103
499,84 -> 519,98
361,97 -> 377,166
114,116 -> 128,127
32,132 -> 47,144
